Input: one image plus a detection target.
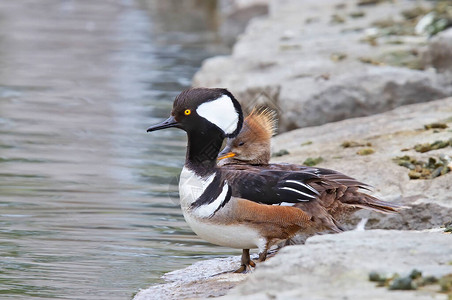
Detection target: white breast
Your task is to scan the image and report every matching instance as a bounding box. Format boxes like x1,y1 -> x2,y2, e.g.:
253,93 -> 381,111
179,166 -> 263,249
183,213 -> 262,249
179,167 -> 214,210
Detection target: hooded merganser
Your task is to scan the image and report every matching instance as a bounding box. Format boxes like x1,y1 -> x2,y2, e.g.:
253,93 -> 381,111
218,107 -> 277,166
217,107 -> 401,245
147,88 -> 400,273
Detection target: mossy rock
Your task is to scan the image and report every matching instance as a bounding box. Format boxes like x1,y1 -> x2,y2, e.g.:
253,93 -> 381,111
357,148 -> 375,155
272,149 -> 290,157
303,157 -> 323,166
393,155 -> 451,180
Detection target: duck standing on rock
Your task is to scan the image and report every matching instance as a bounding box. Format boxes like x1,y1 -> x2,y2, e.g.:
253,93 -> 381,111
147,88 -> 401,273
218,107 -> 402,245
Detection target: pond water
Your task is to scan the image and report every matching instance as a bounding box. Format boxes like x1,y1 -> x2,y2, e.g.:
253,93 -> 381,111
0,1 -> 240,299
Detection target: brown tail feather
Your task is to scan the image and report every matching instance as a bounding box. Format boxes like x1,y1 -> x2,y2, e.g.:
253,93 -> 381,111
352,202 -> 400,214
339,189 -> 406,214
294,202 -> 345,233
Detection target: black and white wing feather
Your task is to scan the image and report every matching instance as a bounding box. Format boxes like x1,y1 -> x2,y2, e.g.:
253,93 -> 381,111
275,173 -> 320,201
220,166 -> 324,205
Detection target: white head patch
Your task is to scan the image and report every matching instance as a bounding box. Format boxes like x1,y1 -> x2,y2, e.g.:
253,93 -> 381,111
196,94 -> 239,135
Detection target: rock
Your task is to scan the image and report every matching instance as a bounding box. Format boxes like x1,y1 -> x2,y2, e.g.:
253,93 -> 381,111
271,96 -> 452,230
218,0 -> 269,47
220,230 -> 452,300
134,256 -> 249,300
194,0 -> 452,132
422,28 -> 452,73
137,230 -> 452,299
277,66 -> 448,130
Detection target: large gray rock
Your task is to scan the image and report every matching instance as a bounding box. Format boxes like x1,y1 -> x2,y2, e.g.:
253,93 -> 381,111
277,66 -> 448,130
218,0 -> 269,46
221,230 -> 452,300
194,0 -> 452,132
136,230 -> 452,300
422,28 -> 452,73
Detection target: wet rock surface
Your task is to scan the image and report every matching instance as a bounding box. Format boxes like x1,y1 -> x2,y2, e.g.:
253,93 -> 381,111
134,256 -> 248,300
194,0 -> 452,132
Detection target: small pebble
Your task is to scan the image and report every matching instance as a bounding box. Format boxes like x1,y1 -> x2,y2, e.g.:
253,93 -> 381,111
389,277 -> 417,290
369,271 -> 382,282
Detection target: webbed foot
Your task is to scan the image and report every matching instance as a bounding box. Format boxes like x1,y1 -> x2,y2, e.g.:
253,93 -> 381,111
233,259 -> 255,273
233,249 -> 256,273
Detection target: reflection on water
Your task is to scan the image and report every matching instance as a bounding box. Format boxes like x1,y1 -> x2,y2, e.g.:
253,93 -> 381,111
0,1 -> 237,299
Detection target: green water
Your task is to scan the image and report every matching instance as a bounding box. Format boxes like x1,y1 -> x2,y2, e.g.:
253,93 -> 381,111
0,1 -> 239,299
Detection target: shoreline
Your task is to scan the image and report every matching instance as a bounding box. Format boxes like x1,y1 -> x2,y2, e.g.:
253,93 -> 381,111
135,230 -> 452,300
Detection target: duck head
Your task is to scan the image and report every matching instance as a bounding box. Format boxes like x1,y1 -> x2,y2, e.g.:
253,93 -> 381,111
218,107 -> 277,165
147,88 -> 243,138
147,88 -> 244,174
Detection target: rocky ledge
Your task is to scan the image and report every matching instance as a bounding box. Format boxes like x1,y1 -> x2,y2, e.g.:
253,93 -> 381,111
194,0 -> 452,132
135,230 -> 452,300
221,229 -> 452,300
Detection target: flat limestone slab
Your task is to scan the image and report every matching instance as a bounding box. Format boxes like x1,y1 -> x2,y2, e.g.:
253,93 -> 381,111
221,230 -> 452,300
136,230 -> 451,300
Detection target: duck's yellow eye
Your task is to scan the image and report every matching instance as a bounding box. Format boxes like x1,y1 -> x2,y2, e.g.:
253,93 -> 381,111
184,109 -> 191,116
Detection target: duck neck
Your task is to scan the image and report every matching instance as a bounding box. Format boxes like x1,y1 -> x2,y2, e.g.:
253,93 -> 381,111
185,128 -> 224,177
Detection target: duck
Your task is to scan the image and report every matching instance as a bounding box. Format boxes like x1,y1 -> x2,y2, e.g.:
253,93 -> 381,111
147,87 -> 401,273
218,107 -> 278,166
217,107 -> 400,245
